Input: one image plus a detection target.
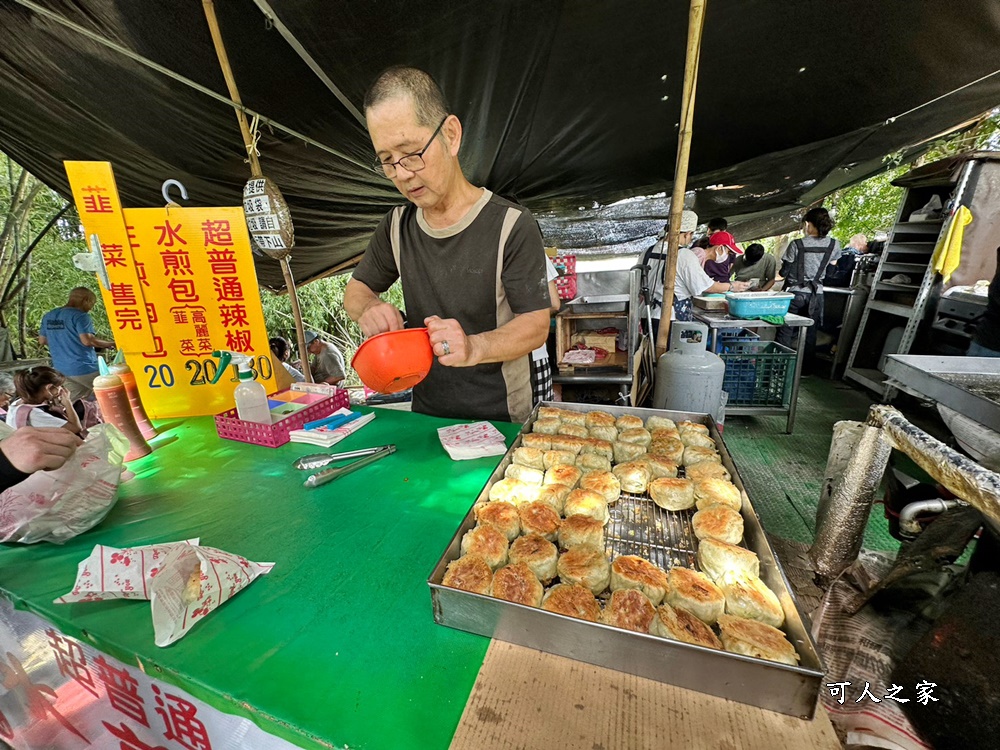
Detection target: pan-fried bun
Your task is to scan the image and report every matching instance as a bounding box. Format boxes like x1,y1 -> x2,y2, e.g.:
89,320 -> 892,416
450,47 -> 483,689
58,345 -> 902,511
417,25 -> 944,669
667,567 -> 725,625
558,514 -> 605,550
532,417 -> 561,435
587,424 -> 618,443
580,438 -> 614,461
488,478 -> 535,505
550,434 -> 587,454
651,428 -> 681,442
557,423 -> 589,439
651,603 -> 722,649
717,614 -> 799,666
541,583 -> 601,622
685,461 -> 731,481
680,432 -> 717,450
490,562 -> 544,607
697,538 -> 760,582
543,449 -> 577,469
509,534 -> 558,584
613,461 -> 651,494
534,483 -> 571,514
585,411 -> 616,429
518,501 -> 561,542
577,452 -> 612,473
537,406 -> 562,421
600,589 -> 655,633
521,433 -> 552,451
677,421 -> 709,435
558,409 -> 587,426
544,463 -> 583,489
557,545 -> 611,595
618,427 -> 652,447
650,437 -> 684,464
563,489 -> 610,525
692,504 -> 744,545
579,470 -> 621,504
720,575 -> 784,628
694,478 -> 742,511
461,525 -> 509,570
442,554 -> 493,594
474,501 -> 520,541
505,463 -> 544,485
646,416 -> 677,432
682,446 -> 721,467
613,441 -> 646,464
513,446 -> 545,469
615,414 -> 644,432
649,477 -> 694,511
637,454 -> 678,479
610,555 -> 669,605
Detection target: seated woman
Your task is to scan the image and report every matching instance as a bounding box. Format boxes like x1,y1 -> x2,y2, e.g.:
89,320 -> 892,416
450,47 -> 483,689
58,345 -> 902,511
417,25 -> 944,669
269,337 -> 305,382
5,366 -> 85,435
732,243 -> 778,291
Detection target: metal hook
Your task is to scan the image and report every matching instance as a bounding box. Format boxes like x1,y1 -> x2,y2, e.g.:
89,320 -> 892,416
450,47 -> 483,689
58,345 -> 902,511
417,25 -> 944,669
161,179 -> 189,206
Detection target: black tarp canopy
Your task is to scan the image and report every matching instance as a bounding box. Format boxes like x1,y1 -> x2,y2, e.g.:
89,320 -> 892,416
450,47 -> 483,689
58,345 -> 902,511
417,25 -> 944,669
1,0 -> 1000,289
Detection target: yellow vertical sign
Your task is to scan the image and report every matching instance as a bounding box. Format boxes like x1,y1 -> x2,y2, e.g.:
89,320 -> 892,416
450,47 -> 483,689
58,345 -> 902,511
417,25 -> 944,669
65,161 -> 155,350
64,162 -> 276,418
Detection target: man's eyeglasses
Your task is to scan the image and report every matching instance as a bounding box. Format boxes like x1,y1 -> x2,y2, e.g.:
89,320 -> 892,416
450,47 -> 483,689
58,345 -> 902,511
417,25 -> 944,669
372,117 -> 448,179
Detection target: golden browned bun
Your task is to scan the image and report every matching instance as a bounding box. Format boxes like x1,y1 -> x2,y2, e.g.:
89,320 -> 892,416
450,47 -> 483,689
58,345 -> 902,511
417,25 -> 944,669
684,461 -> 732,481
577,452 -> 612,473
618,427 -> 652,447
649,437 -> 685,464
720,575 -> 784,627
490,562 -> 544,607
600,589 -> 655,633
543,449 -> 577,470
682,446 -> 721,467
519,501 -> 562,541
442,554 -> 493,594
544,463 -> 583,489
667,566 -> 725,624
585,411 -> 616,429
610,555 -> 669,605
557,409 -> 587,426
677,420 -> 710,435
646,415 -> 677,432
615,414 -> 645,431
650,428 -> 681,442
613,460 -> 652,494
488,478 -> 536,506
693,478 -> 742,511
532,417 -> 562,435
563,489 -> 610,524
580,438 -> 614,461
474,501 -> 521,541
521,433 -> 552,451
558,514 -> 606,550
537,406 -> 562,421
613,441 -> 646,464
680,431 -> 717,450
557,423 -> 589,439
637,454 -> 678,479
534,483 -> 571,514
461,525 -> 510,570
697,538 -> 760,582
513,446 -> 546,469
587,424 -> 618,443
509,534 -> 558,583
557,545 -> 611,595
717,614 -> 799,666
541,583 -> 601,622
550,434 -> 587,454
651,603 -> 722,649
692,504 -> 744,545
504,463 -> 545,486
579,470 -> 621,504
649,477 -> 695,510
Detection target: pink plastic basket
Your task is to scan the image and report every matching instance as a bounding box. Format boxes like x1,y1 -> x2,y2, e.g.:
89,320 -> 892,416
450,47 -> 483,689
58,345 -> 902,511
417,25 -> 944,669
214,388 -> 349,447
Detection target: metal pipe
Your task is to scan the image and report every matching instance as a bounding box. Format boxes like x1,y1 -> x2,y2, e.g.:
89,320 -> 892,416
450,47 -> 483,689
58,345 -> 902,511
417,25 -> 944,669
898,498 -> 963,537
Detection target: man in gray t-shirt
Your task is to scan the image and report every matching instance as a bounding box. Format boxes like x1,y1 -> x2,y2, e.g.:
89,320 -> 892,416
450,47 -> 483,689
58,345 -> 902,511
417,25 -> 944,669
304,331 -> 346,385
344,67 -> 550,422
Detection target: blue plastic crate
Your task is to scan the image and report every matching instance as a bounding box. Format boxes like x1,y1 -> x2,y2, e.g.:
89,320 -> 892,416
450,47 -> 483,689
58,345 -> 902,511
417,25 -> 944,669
714,328 -> 760,354
720,341 -> 796,407
725,292 -> 795,319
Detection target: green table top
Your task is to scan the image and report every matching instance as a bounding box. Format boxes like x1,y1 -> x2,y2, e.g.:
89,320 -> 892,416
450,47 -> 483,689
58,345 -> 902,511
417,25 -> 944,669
0,407 -> 522,749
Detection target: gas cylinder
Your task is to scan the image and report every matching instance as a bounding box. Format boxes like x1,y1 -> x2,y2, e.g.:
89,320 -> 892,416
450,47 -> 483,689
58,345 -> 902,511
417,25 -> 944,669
652,322 -> 725,418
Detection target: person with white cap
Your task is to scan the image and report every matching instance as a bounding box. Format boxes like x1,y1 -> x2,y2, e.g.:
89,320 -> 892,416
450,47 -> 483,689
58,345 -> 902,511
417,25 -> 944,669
641,210 -> 747,337
304,331 -> 346,385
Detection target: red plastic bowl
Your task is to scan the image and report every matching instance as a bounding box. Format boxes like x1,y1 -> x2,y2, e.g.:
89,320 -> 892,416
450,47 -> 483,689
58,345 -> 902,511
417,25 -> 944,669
351,327 -> 434,394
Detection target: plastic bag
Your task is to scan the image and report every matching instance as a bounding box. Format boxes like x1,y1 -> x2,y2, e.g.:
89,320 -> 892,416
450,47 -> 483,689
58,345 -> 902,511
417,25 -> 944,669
0,423 -> 129,543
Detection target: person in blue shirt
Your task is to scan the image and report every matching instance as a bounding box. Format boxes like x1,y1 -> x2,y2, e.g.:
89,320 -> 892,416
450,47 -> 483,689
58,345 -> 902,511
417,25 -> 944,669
38,287 -> 114,401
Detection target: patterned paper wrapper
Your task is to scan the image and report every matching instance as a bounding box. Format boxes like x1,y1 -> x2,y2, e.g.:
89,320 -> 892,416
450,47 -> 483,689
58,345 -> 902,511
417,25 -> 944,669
55,540 -> 273,647
437,421 -> 508,460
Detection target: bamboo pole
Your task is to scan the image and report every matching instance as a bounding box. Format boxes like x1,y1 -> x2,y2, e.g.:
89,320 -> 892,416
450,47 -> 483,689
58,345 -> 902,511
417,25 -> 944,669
282,258 -> 314,382
655,0 -> 707,357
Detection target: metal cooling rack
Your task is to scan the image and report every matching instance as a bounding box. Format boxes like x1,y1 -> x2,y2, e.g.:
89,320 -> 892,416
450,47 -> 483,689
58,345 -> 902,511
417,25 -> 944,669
605,493 -> 699,570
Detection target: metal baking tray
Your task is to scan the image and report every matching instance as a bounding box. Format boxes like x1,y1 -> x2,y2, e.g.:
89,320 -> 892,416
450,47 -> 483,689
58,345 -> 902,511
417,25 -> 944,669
564,294 -> 629,314
428,402 -> 824,719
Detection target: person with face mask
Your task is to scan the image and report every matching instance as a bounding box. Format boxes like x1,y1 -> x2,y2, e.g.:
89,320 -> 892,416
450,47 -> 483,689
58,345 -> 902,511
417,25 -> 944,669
732,243 -> 778,291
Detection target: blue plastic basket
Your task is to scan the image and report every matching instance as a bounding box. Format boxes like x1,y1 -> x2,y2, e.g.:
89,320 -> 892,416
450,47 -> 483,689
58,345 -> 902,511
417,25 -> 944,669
725,292 -> 795,319
714,328 -> 760,354
720,341 -> 796,407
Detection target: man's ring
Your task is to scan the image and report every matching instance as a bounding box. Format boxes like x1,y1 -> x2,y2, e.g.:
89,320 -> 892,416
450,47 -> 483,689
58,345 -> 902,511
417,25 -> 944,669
442,341 -> 451,355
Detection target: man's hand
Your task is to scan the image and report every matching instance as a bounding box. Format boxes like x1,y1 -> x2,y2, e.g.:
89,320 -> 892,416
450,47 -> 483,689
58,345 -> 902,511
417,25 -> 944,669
358,301 -> 404,338
730,281 -> 751,293
1,427 -> 82,473
425,315 -> 479,367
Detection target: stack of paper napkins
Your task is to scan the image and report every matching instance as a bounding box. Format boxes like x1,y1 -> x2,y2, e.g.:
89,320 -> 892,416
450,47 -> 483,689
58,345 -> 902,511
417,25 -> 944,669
438,421 -> 508,460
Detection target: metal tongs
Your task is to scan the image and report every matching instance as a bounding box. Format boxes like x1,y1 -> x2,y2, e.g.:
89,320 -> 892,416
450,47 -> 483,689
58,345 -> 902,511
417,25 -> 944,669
299,444 -> 396,488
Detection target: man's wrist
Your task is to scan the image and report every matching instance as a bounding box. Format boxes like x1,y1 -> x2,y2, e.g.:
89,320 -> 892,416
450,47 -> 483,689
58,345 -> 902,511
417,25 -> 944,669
465,334 -> 485,367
